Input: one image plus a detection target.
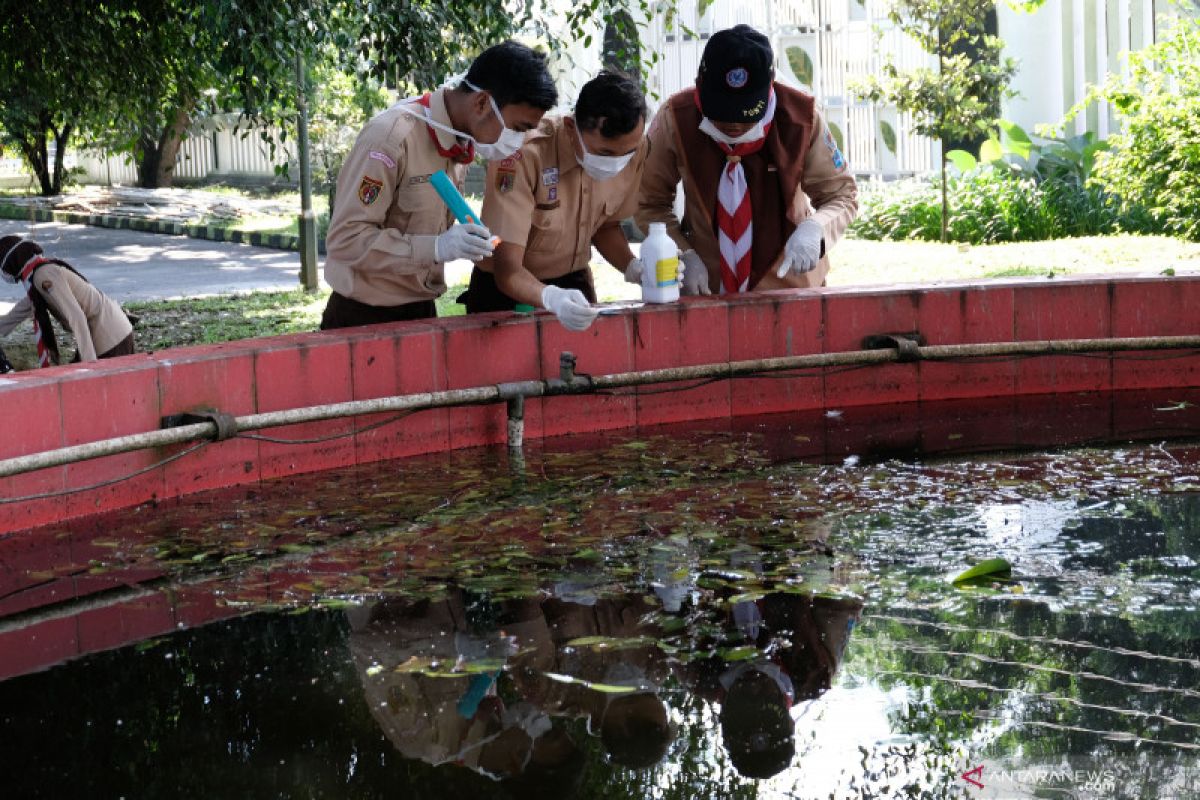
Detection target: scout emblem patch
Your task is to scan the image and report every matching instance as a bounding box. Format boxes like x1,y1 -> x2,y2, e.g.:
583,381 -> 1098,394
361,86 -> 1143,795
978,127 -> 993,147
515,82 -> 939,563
824,128 -> 846,172
358,176 -> 384,205
496,171 -> 515,194
542,167 -> 559,187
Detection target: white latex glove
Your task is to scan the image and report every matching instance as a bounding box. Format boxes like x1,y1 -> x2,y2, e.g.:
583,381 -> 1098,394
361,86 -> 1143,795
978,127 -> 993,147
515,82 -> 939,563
434,223 -> 495,263
541,285 -> 598,332
680,250 -> 712,296
776,218 -> 824,277
623,256 -> 644,285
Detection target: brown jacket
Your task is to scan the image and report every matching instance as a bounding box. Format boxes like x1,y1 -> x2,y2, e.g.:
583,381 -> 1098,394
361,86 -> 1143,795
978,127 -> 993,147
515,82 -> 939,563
636,82 -> 858,292
0,262 -> 131,361
324,88 -> 470,307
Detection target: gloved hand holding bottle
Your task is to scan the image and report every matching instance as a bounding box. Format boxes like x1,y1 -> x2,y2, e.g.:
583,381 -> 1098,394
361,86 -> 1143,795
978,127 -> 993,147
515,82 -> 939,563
623,256 -> 685,286
435,223 -> 496,263
541,285 -> 598,331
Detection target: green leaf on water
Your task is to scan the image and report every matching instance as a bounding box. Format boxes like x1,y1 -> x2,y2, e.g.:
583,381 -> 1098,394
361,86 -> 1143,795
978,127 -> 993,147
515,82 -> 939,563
543,672 -> 637,693
717,645 -> 759,662
952,557 -> 1012,584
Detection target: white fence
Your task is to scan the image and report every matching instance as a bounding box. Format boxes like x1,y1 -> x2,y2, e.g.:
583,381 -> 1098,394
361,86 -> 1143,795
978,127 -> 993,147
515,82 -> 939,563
73,116 -> 292,186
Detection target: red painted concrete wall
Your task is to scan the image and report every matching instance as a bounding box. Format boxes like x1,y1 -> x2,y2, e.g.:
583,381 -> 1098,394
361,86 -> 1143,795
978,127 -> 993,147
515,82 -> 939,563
2,275 -> 1199,537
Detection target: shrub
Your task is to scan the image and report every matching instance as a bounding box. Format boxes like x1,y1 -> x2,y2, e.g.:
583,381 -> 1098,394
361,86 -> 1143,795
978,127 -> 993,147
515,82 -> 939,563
1089,18 -> 1200,241
851,170 -> 1128,245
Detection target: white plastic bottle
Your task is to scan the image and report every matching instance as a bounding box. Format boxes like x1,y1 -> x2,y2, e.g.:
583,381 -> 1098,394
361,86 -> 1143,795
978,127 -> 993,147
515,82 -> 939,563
640,222 -> 680,304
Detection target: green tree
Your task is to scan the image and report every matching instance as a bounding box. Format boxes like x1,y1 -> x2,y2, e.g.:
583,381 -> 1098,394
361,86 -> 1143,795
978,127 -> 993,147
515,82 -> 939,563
0,4 -> 118,194
853,0 -> 1017,241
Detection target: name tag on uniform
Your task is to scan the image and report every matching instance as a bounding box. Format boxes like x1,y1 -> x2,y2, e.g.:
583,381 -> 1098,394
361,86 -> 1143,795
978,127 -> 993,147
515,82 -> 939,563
407,174 -> 433,186
542,167 -> 559,187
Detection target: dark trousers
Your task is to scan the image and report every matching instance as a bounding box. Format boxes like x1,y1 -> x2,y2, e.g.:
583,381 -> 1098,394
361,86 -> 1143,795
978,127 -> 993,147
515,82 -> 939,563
460,268 -> 596,314
71,332 -> 136,363
319,291 -> 437,330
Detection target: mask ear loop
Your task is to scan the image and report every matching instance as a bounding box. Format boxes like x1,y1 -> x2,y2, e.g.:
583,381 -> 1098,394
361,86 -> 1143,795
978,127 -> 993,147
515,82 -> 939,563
0,238 -> 24,278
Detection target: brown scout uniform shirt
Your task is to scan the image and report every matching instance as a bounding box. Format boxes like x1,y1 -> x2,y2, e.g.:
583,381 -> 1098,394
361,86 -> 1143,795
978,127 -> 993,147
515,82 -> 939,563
0,263 -> 131,361
324,88 -> 470,307
636,84 -> 858,292
478,115 -> 647,280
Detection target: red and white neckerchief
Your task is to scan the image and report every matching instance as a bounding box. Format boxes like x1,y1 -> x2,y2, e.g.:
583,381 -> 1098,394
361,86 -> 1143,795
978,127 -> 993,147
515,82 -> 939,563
412,94 -> 475,164
696,90 -> 777,294
18,256 -> 53,368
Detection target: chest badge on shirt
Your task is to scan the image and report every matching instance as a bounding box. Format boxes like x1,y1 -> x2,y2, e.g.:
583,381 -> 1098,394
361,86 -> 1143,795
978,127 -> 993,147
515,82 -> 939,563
541,167 -> 559,187
496,171 -> 515,194
358,176 -> 384,205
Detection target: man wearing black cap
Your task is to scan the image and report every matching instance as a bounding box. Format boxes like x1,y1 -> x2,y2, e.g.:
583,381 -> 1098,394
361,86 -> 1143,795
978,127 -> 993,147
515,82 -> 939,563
636,24 -> 857,295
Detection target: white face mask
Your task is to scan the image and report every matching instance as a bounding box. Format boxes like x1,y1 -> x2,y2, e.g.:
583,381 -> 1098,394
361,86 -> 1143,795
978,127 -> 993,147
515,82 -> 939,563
574,122 -> 636,182
698,90 -> 778,147
463,79 -> 525,161
393,79 -> 526,163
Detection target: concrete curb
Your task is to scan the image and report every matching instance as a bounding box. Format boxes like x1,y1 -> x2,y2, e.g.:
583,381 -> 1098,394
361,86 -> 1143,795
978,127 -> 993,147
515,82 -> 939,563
0,203 -> 327,255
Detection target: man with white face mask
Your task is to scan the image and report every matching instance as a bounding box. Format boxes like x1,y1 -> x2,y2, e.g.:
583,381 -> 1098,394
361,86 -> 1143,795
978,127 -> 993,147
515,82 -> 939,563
320,41 -> 556,330
463,72 -> 650,332
637,25 -> 857,296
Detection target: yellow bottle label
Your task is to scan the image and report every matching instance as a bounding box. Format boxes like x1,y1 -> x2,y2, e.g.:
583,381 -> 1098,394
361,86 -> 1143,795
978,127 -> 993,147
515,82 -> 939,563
655,256 -> 679,287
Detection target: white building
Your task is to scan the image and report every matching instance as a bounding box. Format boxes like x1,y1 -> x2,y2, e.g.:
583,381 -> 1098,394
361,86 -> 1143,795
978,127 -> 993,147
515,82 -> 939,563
552,0 -> 1182,179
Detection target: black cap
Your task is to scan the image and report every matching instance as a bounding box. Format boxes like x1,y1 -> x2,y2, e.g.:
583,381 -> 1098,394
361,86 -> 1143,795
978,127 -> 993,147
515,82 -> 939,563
697,25 -> 774,123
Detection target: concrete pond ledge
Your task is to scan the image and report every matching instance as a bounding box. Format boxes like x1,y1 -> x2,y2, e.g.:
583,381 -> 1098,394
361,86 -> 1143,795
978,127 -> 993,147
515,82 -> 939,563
2,274 -> 1199,534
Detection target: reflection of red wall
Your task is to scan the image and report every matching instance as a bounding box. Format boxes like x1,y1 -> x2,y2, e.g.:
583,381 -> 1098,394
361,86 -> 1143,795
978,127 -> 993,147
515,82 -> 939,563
0,582 -> 245,682
2,275 -> 1199,536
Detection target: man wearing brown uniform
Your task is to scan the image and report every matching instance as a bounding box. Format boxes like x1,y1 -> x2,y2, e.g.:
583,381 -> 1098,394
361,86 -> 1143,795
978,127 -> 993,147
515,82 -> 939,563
465,72 -> 650,332
320,41 -> 557,330
637,25 -> 858,296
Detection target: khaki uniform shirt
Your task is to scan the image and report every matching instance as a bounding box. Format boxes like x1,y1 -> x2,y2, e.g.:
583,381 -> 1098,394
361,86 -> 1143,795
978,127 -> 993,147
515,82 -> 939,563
324,88 -> 470,307
0,263 -> 131,361
479,115 -> 647,280
637,99 -> 857,291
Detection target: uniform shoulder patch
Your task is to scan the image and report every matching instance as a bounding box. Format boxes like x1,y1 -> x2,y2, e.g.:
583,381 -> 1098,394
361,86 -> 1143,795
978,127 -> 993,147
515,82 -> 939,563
368,150 -> 397,169
358,176 -> 384,205
824,128 -> 847,172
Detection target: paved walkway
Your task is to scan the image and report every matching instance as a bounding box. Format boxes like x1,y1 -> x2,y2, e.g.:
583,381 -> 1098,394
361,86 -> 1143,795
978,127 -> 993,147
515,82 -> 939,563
0,219 -> 321,315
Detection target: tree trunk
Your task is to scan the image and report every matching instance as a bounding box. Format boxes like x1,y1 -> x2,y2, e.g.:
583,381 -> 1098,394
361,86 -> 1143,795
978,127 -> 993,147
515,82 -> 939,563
940,153 -> 948,243
136,105 -> 191,189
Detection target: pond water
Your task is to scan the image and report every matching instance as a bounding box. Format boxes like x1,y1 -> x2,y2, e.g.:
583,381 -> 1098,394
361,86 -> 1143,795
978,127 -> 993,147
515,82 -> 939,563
1,391 -> 1198,799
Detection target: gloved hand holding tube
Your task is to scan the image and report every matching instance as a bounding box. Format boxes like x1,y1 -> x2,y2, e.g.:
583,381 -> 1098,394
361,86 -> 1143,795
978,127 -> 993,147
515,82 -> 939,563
430,170 -> 500,262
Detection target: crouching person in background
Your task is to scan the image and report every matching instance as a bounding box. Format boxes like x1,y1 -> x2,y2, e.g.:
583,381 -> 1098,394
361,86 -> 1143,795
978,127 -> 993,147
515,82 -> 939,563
0,235 -> 135,367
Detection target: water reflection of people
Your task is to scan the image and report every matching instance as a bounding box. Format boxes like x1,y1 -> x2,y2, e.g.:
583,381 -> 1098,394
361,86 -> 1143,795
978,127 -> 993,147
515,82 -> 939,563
522,594 -> 675,770
347,592 -> 584,794
686,591 -> 862,779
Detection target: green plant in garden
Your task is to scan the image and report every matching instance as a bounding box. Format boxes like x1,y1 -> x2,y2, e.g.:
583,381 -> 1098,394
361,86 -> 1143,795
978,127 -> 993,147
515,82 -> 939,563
1086,16 -> 1200,241
852,0 -> 1017,241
